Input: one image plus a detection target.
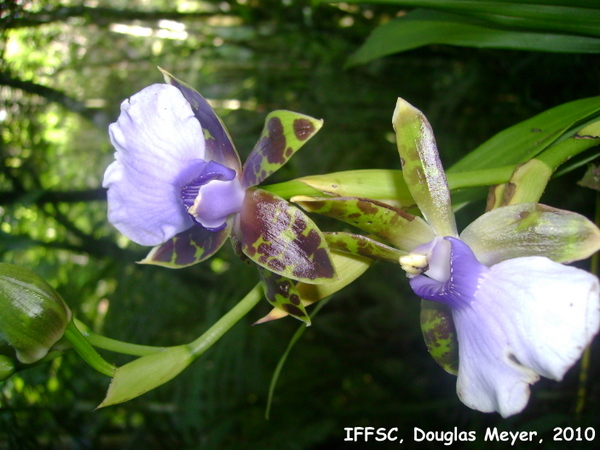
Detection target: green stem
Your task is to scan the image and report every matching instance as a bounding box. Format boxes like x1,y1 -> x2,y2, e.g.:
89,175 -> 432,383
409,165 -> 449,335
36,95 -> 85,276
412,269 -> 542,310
187,283 -> 263,356
73,318 -> 166,356
64,320 -> 116,377
537,136 -> 600,171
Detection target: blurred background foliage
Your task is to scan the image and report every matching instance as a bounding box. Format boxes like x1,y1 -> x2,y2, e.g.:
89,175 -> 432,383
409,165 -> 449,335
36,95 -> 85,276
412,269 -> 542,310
1,0 -> 599,448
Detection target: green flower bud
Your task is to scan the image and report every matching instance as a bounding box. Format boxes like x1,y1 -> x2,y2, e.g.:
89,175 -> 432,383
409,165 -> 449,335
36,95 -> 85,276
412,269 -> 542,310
0,263 -> 71,364
0,354 -> 16,380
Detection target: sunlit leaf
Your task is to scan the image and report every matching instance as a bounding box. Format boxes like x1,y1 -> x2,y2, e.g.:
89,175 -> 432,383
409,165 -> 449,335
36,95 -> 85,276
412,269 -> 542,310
141,223 -> 231,268
240,188 -> 336,283
159,67 -> 242,171
242,110 -> 323,188
293,196 -> 434,251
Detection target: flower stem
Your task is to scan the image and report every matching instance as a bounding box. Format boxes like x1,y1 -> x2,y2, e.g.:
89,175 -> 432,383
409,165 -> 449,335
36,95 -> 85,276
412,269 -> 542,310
73,318 -> 167,356
63,320 -> 116,377
187,283 -> 263,357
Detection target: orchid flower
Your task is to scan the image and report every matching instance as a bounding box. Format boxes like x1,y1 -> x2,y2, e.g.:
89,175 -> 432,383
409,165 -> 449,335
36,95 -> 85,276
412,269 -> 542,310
295,98 -> 600,417
103,70 -> 336,322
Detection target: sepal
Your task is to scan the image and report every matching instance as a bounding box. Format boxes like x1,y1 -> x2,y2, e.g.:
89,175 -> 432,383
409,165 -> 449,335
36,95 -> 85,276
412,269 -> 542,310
242,110 -> 323,188
293,195 -> 434,252
159,67 -> 241,171
461,203 -> 600,266
420,300 -> 458,375
324,232 -> 405,264
141,222 -> 232,268
393,98 -> 457,237
240,188 -> 336,284
257,267 -> 310,325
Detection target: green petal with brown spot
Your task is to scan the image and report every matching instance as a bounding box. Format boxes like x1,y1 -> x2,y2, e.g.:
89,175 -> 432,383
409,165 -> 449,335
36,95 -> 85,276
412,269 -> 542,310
240,187 -> 336,284
461,202 -> 600,266
141,223 -> 231,268
420,299 -> 458,375
159,68 -> 241,172
293,196 -> 434,252
242,110 -> 323,188
393,98 -> 457,237
257,267 -> 310,325
324,232 -> 405,263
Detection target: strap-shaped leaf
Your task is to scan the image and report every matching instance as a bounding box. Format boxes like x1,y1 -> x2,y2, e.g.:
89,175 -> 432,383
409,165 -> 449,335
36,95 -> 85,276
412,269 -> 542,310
240,187 -> 336,284
256,267 -> 310,325
420,299 -> 458,375
293,195 -> 434,252
324,232 -> 405,264
141,223 -> 231,268
451,96 -> 600,172
393,98 -> 457,237
242,110 -> 323,188
461,203 -> 600,266
159,68 -> 242,172
346,9 -> 600,67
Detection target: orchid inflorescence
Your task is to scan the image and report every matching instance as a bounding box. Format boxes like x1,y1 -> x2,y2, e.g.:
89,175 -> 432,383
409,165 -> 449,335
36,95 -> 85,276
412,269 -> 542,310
4,70 -> 599,416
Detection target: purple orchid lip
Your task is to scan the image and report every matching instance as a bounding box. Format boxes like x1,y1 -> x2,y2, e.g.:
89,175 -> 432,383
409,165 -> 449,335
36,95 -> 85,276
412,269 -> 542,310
409,237 -> 488,309
181,160 -> 244,231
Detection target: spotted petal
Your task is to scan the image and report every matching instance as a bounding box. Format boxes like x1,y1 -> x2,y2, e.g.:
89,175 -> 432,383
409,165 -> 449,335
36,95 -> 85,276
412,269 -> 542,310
411,237 -> 600,417
240,188 -> 336,284
242,110 -> 323,188
293,196 -> 434,252
103,84 -> 205,246
257,267 -> 310,325
461,203 -> 600,266
160,68 -> 241,171
141,222 -> 231,268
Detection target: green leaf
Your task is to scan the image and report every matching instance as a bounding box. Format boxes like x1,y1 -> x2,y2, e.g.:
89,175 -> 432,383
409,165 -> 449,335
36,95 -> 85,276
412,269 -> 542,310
393,98 -> 457,236
242,110 -> 323,188
293,196 -> 434,251
98,345 -> 194,408
324,231 -> 405,263
346,9 -> 600,67
240,188 -> 336,284
461,203 -> 600,265
450,96 -> 600,172
256,267 -> 311,325
140,223 -> 231,268
159,67 -> 242,171
420,300 -> 458,375
338,1 -> 600,38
